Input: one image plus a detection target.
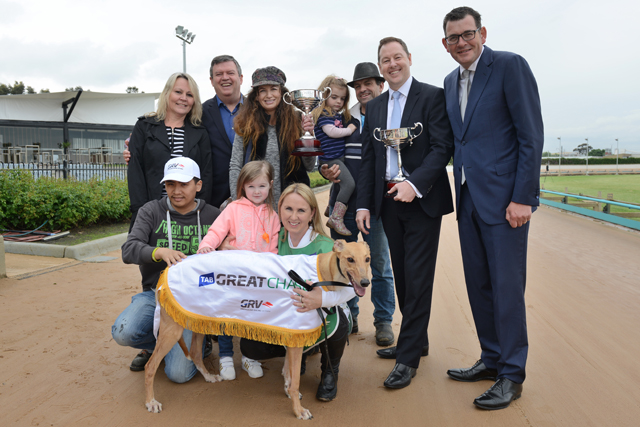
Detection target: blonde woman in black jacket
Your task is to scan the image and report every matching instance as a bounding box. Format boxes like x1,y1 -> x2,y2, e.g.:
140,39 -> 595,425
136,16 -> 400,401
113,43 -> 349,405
127,72 -> 213,228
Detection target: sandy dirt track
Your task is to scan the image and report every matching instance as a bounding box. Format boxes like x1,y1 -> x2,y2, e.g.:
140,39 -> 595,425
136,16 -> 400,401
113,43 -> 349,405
2,187 -> 640,426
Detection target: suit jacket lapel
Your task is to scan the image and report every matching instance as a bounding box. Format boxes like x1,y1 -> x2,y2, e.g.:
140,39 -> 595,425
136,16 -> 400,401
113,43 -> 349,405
208,96 -> 232,147
401,78 -> 420,128
461,46 -> 493,137
445,73 -> 463,136
150,121 -> 171,150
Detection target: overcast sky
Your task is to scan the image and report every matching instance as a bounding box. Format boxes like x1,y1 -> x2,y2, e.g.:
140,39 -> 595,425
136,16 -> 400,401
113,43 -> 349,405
1,0 -> 639,153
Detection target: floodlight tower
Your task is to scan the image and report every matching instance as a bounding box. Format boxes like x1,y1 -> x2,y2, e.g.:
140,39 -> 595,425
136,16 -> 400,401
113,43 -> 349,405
557,137 -> 562,173
585,138 -> 589,176
615,138 -> 619,175
175,25 -> 196,73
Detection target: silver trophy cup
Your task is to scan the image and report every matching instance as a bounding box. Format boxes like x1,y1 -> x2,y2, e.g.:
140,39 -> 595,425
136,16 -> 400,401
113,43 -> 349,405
283,88 -> 331,156
373,122 -> 423,193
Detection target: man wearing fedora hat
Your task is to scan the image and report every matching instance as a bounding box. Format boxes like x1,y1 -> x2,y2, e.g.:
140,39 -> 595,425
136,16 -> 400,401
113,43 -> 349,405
320,62 -> 396,348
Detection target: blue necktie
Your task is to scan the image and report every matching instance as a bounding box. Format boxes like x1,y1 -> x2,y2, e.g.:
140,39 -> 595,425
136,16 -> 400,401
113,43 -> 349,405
389,91 -> 402,178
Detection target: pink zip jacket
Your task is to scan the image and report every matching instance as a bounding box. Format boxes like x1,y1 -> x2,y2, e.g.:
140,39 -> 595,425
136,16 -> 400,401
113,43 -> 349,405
199,197 -> 280,254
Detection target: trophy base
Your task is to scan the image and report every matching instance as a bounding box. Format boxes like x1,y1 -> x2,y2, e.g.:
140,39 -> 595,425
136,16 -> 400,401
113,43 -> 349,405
292,138 -> 324,157
385,179 -> 405,198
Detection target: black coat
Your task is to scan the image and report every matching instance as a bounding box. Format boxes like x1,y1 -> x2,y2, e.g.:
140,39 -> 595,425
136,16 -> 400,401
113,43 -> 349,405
127,116 -> 213,217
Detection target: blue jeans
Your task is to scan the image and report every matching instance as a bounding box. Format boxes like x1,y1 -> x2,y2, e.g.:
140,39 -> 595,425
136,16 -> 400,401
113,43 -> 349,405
218,335 -> 234,358
330,210 -> 395,325
111,290 -> 202,383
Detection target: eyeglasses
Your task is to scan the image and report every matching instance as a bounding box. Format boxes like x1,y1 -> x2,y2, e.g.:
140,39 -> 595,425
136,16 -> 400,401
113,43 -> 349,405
445,28 -> 481,45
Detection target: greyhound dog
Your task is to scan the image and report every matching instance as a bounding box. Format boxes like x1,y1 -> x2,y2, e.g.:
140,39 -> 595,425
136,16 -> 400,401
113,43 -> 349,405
144,239 -> 371,420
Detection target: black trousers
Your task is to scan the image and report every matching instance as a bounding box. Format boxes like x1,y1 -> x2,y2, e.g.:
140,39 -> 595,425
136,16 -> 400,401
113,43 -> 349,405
380,196 -> 443,368
240,307 -> 349,374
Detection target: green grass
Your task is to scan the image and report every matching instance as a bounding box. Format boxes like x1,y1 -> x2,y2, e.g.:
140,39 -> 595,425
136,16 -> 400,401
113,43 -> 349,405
47,222 -> 129,246
540,175 -> 640,218
308,171 -> 329,188
540,175 -> 640,204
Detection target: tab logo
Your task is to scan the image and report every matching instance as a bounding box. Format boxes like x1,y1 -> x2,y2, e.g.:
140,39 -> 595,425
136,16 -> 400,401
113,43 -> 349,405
199,273 -> 216,287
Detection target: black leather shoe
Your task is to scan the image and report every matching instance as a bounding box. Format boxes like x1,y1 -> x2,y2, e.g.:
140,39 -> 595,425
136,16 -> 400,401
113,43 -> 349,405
375,323 -> 395,346
474,378 -> 523,410
316,370 -> 338,401
447,360 -> 498,382
130,350 -> 151,371
376,345 -> 429,359
350,316 -> 358,334
383,363 -> 416,389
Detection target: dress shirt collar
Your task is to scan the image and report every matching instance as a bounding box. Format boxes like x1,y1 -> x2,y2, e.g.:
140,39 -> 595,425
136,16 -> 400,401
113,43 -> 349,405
388,76 -> 413,101
216,94 -> 244,111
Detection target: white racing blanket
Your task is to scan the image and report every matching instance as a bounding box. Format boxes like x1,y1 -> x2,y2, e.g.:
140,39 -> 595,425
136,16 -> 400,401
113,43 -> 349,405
156,250 -> 323,348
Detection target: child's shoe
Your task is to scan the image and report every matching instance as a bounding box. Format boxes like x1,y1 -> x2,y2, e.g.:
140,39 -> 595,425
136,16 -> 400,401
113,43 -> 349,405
242,355 -> 264,378
219,356 -> 236,380
326,201 -> 352,236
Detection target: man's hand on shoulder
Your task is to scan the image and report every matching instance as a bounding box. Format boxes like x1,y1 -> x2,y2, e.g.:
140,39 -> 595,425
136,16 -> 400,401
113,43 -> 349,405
320,164 -> 341,183
505,201 -> 532,228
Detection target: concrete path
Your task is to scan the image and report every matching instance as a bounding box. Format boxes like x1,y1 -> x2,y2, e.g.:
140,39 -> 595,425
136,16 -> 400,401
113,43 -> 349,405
1,188 -> 639,426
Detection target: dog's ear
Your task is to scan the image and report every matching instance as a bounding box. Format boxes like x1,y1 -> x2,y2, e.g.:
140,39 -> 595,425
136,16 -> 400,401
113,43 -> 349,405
333,239 -> 346,253
360,241 -> 370,254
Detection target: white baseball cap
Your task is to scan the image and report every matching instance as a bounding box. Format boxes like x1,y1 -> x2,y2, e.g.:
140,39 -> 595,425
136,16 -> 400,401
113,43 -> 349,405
160,157 -> 201,183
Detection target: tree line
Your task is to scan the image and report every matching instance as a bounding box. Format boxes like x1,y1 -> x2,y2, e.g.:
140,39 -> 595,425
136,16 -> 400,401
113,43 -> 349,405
1,81 -> 143,95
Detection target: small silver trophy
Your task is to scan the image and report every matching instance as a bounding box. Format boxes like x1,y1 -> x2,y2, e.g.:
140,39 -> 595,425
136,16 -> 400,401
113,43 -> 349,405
373,122 -> 423,193
283,88 -> 331,156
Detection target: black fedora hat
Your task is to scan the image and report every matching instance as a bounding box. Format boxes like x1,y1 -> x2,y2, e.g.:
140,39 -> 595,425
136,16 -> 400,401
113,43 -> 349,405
347,62 -> 385,88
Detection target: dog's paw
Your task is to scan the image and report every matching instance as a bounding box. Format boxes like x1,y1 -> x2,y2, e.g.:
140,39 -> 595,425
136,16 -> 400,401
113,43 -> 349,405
203,373 -> 223,383
297,408 -> 313,420
145,399 -> 163,413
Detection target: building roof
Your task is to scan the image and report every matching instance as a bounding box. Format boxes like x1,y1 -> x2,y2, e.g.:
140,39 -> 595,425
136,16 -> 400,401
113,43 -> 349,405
0,91 -> 160,126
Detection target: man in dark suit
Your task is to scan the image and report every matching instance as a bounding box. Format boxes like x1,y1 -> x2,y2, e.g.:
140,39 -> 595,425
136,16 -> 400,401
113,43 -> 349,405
356,37 -> 454,389
441,6 -> 543,410
201,55 -> 243,208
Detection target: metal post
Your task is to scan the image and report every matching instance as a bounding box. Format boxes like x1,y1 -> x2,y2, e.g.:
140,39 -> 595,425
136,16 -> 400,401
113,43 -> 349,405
615,138 -> 619,175
585,138 -> 589,176
182,40 -> 186,73
557,137 -> 561,174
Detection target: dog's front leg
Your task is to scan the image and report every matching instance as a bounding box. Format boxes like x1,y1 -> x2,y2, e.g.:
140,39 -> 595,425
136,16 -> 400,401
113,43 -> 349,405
189,333 -> 222,383
145,309 -> 184,413
286,347 -> 312,420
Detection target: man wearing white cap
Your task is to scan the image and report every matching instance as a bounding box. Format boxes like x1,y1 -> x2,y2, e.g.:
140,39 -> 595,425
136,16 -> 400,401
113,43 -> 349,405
112,157 -> 221,381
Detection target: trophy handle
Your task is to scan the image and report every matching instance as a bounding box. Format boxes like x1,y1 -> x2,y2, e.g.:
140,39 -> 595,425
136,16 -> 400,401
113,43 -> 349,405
373,128 -> 382,142
411,122 -> 423,138
322,86 -> 332,100
283,91 -> 293,106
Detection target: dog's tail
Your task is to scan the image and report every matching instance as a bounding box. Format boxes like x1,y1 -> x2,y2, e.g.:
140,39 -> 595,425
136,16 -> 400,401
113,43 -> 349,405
178,337 -> 191,360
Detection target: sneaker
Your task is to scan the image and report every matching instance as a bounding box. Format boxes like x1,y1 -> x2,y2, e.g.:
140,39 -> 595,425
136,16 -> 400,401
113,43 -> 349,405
130,349 -> 151,371
219,356 -> 236,380
242,356 -> 264,378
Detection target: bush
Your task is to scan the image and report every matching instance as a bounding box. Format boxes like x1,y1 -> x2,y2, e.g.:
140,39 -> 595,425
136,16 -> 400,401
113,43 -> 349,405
0,170 -> 130,231
308,171 -> 329,188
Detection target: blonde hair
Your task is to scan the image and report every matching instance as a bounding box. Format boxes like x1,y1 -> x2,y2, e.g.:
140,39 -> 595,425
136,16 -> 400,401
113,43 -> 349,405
312,75 -> 352,123
236,160 -> 275,211
147,72 -> 203,126
278,183 -> 329,243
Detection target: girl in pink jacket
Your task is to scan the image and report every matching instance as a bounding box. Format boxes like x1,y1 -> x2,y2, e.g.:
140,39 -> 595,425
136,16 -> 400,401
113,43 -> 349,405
196,160 -> 280,381
198,160 -> 280,254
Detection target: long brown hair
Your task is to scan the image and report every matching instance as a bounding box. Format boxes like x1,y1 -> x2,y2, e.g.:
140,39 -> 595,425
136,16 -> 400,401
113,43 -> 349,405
234,84 -> 302,178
